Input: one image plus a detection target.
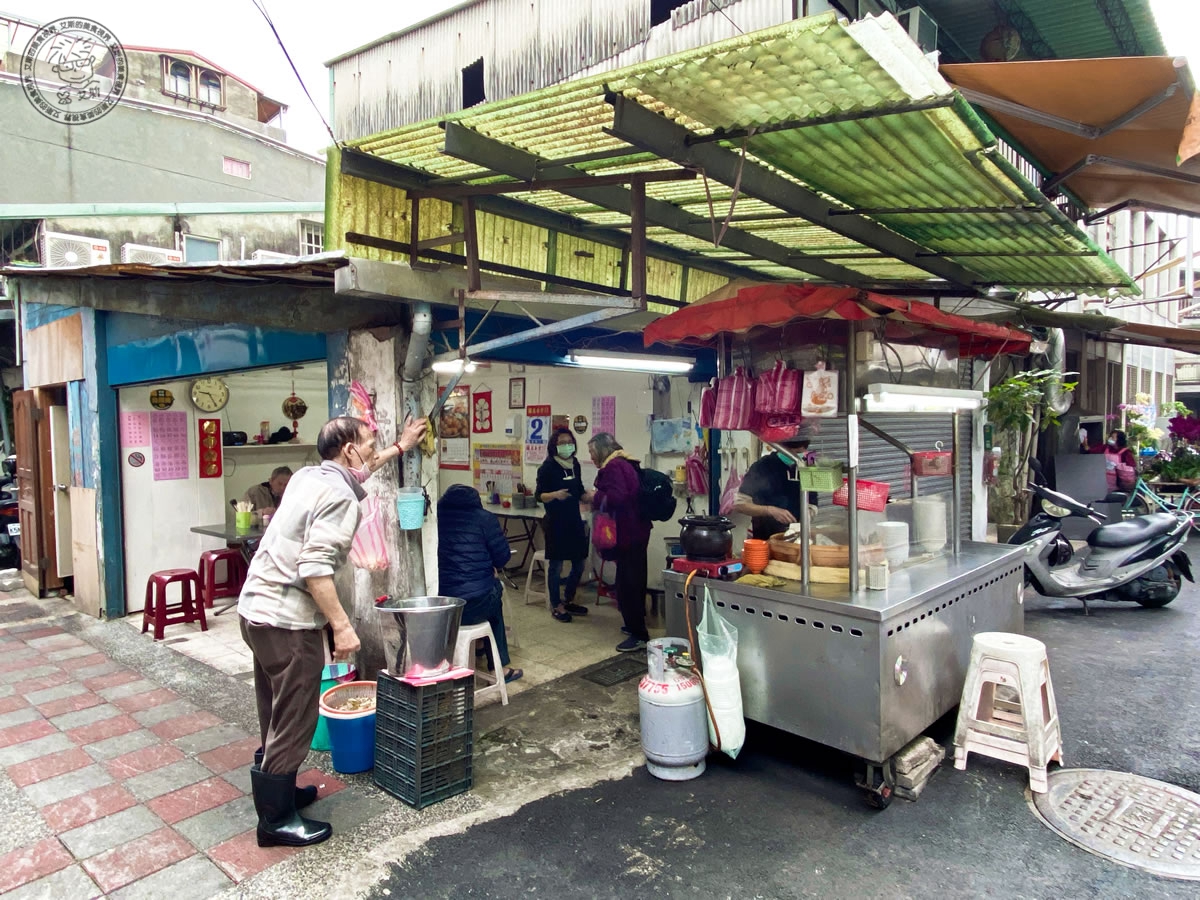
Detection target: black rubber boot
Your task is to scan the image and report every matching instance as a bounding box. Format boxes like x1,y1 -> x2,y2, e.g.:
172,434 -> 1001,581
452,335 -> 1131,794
250,768 -> 332,848
254,748 -> 318,809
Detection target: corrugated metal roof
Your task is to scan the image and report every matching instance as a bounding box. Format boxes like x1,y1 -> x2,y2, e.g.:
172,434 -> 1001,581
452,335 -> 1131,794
0,252 -> 347,285
341,12 -> 1133,295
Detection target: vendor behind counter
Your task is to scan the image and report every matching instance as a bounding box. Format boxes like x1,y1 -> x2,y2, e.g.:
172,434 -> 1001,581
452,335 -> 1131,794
733,440 -> 812,540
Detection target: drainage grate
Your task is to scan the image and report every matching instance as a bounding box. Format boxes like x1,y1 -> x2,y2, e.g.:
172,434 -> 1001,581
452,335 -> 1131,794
1030,769 -> 1200,881
578,654 -> 646,687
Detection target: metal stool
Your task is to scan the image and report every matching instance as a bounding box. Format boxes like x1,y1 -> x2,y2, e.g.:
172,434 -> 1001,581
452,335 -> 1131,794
142,569 -> 207,641
953,632 -> 1063,793
198,548 -> 246,612
452,622 -> 508,707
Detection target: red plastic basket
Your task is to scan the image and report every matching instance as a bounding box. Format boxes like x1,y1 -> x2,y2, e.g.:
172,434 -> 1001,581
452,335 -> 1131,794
912,451 -> 952,477
832,479 -> 890,512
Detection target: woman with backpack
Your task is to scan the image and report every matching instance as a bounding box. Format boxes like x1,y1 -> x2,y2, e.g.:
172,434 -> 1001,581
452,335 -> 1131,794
535,428 -> 590,623
583,432 -> 652,652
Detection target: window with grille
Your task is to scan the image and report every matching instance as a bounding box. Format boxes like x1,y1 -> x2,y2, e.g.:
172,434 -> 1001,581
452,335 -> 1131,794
1141,370 -> 1152,399
1167,375 -> 1175,403
299,221 -> 323,256
1126,365 -> 1137,403
222,157 -> 251,179
1156,372 -> 1166,406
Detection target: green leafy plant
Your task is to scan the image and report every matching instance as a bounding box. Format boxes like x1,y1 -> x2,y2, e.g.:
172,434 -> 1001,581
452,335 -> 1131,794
1120,393 -> 1163,455
985,368 -> 1077,526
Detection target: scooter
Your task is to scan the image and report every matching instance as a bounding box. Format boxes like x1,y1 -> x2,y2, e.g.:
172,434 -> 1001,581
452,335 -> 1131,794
1009,466 -> 1193,613
0,458 -> 19,572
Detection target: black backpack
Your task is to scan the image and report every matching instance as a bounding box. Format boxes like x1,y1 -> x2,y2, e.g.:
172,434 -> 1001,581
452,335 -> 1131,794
638,466 -> 677,522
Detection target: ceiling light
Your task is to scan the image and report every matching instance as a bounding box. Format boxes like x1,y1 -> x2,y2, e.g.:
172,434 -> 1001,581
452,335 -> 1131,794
568,350 -> 694,374
432,358 -> 477,374
862,383 -> 982,413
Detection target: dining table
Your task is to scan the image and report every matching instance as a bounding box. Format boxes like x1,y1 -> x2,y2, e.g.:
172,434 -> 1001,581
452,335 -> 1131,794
190,520 -> 266,615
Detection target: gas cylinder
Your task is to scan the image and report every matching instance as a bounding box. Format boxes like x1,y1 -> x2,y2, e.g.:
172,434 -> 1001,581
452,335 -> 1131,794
639,638 -> 708,781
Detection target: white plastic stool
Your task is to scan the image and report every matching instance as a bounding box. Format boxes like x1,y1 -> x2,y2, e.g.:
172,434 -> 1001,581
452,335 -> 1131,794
524,550 -> 550,607
452,622 -> 509,706
953,632 -> 1063,793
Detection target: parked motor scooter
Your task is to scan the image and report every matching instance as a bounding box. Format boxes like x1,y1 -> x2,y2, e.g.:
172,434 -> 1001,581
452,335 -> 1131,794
0,457 -> 19,572
1009,462 -> 1193,613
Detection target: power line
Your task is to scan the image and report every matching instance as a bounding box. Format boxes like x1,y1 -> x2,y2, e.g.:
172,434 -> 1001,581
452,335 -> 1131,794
248,0 -> 339,147
708,1 -> 743,35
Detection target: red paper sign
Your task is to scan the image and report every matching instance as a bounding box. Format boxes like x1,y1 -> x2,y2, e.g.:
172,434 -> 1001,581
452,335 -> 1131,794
473,390 -> 493,433
198,418 -> 223,478
526,404 -> 551,417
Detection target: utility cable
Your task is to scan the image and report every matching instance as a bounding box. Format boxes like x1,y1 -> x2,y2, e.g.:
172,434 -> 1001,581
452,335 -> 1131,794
248,0 -> 340,147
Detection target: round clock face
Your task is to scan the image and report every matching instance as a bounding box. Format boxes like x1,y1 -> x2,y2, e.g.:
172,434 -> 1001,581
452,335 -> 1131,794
190,377 -> 229,412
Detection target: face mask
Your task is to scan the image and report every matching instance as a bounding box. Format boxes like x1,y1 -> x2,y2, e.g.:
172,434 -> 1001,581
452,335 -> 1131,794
776,450 -> 795,464
348,446 -> 372,484
557,444 -> 575,459
1107,440 -> 1117,449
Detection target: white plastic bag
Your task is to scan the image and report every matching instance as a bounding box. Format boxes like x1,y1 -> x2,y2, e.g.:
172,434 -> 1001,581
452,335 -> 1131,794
698,584 -> 745,758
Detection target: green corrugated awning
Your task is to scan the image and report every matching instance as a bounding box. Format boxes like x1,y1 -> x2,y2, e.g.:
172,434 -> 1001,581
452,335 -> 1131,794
345,11 -> 1134,297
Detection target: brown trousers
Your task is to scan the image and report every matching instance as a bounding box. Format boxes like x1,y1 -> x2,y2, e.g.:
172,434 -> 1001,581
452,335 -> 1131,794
240,618 -> 325,775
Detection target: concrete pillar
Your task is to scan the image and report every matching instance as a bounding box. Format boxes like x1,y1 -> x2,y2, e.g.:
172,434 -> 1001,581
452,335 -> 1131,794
327,322 -> 439,681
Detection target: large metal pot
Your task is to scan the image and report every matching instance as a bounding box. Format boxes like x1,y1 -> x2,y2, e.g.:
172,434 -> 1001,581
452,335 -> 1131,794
375,595 -> 465,677
678,515 -> 735,561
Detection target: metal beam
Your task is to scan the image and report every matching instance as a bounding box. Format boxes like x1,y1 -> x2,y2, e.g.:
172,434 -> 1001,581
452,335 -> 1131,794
339,146 -> 762,286
919,250 -> 1098,258
605,94 -> 983,291
1045,154 -> 1200,195
440,121 -> 870,285
465,290 -> 642,309
828,205 -> 1042,216
1095,0 -> 1144,56
433,306 -> 635,362
686,96 -> 956,145
411,168 -> 697,200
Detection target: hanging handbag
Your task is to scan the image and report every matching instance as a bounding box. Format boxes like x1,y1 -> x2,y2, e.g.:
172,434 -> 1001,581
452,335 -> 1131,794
712,366 -> 755,430
685,445 -> 709,496
591,510 -> 619,552
699,378 -> 717,429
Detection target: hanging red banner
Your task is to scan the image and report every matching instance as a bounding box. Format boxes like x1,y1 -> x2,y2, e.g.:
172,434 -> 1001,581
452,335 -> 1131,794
473,390 -> 493,433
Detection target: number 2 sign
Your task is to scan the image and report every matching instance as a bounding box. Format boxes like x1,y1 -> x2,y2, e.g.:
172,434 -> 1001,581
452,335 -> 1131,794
525,404 -> 551,464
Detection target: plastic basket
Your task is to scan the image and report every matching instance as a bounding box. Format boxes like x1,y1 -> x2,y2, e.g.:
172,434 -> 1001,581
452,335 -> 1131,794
912,450 -> 952,477
832,479 -> 890,512
797,464 -> 843,493
373,671 -> 474,809
319,681 -> 377,717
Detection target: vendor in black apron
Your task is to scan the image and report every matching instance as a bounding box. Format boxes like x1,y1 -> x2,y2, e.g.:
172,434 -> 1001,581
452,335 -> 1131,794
732,439 -> 811,540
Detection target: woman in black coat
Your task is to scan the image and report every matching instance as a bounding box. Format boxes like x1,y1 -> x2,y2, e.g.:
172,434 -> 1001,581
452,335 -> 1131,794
535,429 -> 590,623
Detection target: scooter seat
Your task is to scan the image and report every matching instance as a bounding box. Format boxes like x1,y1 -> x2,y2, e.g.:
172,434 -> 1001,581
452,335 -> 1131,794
1087,512 -> 1177,548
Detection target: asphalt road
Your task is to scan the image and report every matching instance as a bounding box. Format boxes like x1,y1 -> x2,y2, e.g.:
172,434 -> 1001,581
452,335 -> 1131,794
368,556 -> 1200,900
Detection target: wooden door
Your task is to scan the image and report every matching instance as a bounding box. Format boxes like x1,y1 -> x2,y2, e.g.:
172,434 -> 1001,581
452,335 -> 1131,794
13,390 -> 42,595
49,406 -> 73,578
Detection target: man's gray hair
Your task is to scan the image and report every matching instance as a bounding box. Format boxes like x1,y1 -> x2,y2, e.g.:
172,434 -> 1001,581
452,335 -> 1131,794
270,466 -> 293,480
587,432 -> 622,462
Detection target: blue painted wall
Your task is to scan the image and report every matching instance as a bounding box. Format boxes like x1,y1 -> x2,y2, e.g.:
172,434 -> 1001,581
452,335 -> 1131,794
106,317 -> 327,386
22,302 -> 80,330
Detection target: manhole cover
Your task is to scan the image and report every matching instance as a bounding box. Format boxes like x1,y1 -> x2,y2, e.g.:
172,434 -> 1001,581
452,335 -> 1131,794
578,654 -> 646,687
1030,769 -> 1200,881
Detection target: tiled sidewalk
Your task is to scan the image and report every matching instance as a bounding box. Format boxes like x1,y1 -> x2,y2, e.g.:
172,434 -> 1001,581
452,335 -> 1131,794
0,622 -> 347,898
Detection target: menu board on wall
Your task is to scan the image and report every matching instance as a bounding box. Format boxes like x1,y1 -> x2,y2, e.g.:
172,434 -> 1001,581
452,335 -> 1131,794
473,444 -> 522,496
593,395 -> 616,436
150,411 -> 189,481
120,412 -> 150,448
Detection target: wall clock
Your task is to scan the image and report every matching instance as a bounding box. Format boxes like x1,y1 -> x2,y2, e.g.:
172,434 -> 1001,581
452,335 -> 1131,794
190,376 -> 230,413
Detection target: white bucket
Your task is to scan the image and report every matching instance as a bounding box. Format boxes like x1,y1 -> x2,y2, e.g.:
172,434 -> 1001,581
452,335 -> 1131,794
913,498 -> 947,553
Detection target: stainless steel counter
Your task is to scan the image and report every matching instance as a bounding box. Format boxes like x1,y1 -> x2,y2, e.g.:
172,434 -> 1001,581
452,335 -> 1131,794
663,542 -> 1025,764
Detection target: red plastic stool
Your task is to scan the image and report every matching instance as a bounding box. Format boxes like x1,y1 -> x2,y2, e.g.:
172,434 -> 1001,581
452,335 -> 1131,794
142,569 -> 207,641
198,548 -> 246,609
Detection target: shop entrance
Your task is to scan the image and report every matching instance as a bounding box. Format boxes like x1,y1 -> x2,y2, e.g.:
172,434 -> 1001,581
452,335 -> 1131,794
12,386 -> 69,598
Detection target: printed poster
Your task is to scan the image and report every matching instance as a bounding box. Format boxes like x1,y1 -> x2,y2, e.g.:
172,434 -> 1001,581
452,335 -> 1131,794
438,385 -> 471,470
525,404 -> 551,465
472,390 -> 493,433
801,364 -> 838,417
120,412 -> 150,448
473,444 -> 522,496
149,411 -> 189,481
593,395 -> 616,435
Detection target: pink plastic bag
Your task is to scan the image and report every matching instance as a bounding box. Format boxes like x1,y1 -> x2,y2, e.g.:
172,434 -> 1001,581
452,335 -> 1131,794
755,364 -> 779,414
349,496 -> 389,570
712,367 -> 755,430
719,464 -> 743,517
755,360 -> 802,415
348,380 -> 379,432
685,445 -> 709,496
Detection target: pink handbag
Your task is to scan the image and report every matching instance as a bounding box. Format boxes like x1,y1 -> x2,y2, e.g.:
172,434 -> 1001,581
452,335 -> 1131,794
685,445 -> 709,496
592,511 -> 618,551
755,360 -> 801,414
712,367 -> 755,430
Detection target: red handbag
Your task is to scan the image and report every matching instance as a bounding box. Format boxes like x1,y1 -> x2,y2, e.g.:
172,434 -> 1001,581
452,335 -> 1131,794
712,367 -> 755,430
592,512 -> 618,551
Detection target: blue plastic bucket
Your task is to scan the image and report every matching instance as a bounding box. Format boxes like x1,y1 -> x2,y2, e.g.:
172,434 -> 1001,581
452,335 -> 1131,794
324,711 -> 376,773
397,487 -> 425,531
311,664 -> 357,752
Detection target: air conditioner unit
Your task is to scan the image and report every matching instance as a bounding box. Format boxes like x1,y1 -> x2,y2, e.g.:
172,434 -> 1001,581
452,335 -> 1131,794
39,231 -> 111,268
120,243 -> 184,265
896,7 -> 939,55
250,249 -> 298,263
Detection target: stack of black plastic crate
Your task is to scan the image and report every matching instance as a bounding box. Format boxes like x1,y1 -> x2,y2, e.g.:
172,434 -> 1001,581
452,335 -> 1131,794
374,670 -> 474,808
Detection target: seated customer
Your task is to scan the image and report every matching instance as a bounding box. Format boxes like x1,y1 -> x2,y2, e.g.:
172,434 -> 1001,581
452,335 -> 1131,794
437,485 -> 522,683
243,466 -> 293,516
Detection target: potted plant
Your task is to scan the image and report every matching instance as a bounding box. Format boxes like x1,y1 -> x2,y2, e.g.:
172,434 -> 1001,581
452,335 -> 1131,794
1118,393 -> 1164,457
985,368 -> 1076,539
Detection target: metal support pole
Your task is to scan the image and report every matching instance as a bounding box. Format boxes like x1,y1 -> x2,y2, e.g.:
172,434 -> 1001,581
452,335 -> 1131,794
952,411 -> 962,558
462,196 -> 481,293
408,197 -> 420,269
630,179 -> 647,302
799,473 -> 810,591
846,324 -> 859,593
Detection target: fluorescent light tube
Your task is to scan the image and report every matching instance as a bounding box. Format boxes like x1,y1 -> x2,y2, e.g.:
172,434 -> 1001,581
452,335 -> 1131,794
432,358 -> 476,374
863,383 -> 982,413
569,351 -> 694,374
